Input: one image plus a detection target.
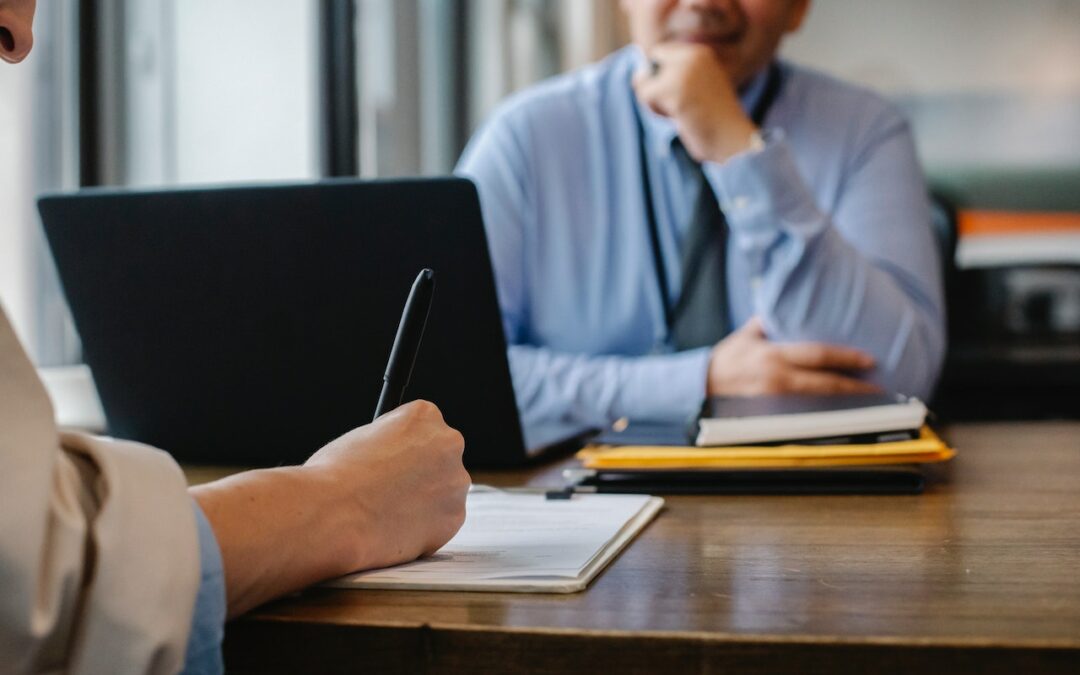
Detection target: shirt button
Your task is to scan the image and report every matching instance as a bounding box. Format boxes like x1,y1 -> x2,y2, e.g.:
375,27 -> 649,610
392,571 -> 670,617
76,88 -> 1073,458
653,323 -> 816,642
733,195 -> 750,211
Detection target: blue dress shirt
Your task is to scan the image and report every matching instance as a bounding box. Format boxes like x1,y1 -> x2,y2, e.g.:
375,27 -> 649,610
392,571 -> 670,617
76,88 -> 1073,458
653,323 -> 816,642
457,46 -> 945,428
181,501 -> 226,675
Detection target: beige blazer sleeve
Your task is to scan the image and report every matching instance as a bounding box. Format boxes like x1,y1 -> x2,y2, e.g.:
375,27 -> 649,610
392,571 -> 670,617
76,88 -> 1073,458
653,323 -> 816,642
1,306 -> 201,674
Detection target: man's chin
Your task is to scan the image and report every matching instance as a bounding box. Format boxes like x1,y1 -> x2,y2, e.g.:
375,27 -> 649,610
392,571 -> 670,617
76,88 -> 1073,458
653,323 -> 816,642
659,34 -> 751,83
698,42 -> 745,76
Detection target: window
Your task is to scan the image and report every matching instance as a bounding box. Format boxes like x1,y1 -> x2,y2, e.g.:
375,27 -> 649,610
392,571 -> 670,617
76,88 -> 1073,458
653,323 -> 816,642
5,0 -> 624,365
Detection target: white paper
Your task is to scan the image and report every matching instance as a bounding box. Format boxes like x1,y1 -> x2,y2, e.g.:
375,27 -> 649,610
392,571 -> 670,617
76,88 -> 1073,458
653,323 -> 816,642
327,488 -> 661,592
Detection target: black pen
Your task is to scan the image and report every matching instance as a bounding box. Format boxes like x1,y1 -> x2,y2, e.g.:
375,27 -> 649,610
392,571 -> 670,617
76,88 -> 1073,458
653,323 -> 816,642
373,268 -> 435,420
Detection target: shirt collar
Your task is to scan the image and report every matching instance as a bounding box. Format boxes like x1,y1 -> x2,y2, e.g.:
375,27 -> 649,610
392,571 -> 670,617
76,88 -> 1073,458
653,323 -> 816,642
630,46 -> 773,160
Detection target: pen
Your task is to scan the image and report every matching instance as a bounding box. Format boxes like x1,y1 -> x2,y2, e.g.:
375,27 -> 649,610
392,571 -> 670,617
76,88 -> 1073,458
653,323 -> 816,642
373,268 -> 435,420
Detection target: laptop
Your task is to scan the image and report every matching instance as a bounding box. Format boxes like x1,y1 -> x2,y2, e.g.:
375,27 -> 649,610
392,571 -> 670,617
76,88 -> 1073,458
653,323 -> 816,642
39,178 -> 588,468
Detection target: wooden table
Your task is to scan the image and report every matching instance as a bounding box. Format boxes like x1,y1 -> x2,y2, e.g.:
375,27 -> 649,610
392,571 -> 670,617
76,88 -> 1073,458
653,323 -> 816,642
221,422 -> 1080,674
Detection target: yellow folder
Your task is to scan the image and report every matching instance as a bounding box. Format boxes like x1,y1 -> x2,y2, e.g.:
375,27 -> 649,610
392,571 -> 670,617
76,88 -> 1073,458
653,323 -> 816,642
577,426 -> 955,470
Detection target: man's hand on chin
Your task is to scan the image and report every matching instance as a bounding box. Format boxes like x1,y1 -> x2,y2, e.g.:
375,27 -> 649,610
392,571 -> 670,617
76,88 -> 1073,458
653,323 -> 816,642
707,317 -> 882,397
631,42 -> 759,164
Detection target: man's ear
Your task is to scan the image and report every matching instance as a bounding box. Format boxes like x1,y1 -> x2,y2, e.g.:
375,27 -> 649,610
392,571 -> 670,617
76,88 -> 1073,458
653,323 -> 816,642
784,0 -> 811,34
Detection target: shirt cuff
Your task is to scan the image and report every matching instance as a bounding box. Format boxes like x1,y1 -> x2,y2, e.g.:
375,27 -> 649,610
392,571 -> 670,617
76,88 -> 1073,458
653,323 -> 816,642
615,348 -> 712,423
704,133 -> 823,247
180,500 -> 226,675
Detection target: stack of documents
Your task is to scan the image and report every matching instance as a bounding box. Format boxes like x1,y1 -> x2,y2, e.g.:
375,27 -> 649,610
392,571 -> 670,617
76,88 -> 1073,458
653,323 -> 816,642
580,425 -> 954,470
573,395 -> 955,494
327,488 -> 663,593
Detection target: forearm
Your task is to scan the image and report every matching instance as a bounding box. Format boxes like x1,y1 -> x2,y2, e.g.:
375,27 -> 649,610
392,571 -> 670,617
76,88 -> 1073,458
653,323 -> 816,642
510,344 -> 711,427
707,137 -> 945,398
761,225 -> 944,397
189,466 -> 354,619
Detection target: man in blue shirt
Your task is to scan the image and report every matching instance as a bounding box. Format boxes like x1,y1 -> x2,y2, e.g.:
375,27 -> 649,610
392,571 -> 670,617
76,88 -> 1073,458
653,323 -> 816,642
458,0 -> 945,429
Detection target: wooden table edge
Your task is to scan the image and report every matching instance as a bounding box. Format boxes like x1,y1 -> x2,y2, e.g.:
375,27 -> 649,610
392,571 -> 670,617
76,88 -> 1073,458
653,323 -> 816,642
233,614 -> 1080,651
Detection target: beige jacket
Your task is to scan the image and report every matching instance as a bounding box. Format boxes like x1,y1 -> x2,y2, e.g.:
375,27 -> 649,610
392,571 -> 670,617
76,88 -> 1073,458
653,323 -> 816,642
0,306 -> 200,674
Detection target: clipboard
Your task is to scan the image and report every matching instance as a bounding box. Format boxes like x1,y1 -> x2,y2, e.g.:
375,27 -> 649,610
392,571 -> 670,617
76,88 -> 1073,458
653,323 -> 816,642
568,465 -> 927,495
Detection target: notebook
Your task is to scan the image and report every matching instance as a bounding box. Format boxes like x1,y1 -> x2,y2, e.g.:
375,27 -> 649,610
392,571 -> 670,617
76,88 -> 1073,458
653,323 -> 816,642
696,394 -> 927,447
326,488 -> 664,593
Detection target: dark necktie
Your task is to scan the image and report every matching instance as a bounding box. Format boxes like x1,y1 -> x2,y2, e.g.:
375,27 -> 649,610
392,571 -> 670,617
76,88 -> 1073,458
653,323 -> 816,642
668,141 -> 730,350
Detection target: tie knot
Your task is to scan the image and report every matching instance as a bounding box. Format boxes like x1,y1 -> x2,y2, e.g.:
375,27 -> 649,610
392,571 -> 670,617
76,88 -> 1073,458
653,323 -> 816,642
670,137 -> 707,186
670,137 -> 701,172
670,136 -> 689,159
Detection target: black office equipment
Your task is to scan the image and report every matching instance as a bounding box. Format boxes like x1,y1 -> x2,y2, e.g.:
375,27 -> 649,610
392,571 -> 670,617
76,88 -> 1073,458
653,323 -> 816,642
40,178 -> 583,467
927,174 -> 1080,420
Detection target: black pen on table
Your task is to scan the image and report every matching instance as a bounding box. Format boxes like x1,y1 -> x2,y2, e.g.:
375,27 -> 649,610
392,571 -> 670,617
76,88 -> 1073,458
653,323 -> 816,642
373,268 -> 435,420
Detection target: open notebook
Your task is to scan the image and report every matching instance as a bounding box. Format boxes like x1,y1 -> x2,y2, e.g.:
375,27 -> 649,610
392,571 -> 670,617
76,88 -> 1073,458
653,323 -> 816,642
326,488 -> 664,593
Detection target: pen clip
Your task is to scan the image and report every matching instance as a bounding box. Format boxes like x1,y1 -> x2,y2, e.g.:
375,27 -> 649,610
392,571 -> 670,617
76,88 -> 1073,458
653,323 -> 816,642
546,469 -> 597,500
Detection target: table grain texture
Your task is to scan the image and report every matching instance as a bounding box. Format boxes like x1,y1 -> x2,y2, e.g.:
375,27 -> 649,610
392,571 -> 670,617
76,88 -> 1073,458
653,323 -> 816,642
210,422 -> 1080,674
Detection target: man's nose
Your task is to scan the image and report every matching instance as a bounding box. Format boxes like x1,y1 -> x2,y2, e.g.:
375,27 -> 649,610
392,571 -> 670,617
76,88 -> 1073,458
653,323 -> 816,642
0,16 -> 35,64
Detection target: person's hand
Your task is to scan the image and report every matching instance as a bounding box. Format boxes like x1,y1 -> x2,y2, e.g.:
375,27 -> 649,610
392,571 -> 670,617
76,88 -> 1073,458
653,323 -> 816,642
304,400 -> 470,572
707,317 -> 881,396
631,42 -> 758,163
191,399 -> 469,618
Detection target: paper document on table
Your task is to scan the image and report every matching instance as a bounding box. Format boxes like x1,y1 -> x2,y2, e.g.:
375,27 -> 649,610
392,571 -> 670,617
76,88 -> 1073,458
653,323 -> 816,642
326,488 -> 664,593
